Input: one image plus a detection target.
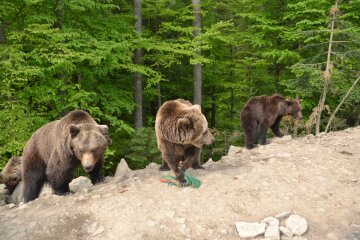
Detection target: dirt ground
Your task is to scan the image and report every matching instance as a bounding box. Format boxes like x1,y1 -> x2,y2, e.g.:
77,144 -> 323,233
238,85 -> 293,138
0,127 -> 360,240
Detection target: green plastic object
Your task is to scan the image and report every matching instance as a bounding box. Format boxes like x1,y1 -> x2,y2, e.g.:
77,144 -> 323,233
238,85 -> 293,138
184,171 -> 201,188
160,171 -> 201,188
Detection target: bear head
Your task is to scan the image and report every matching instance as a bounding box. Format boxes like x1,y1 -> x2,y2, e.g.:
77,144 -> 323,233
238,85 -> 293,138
176,104 -> 215,148
69,124 -> 111,172
286,99 -> 303,120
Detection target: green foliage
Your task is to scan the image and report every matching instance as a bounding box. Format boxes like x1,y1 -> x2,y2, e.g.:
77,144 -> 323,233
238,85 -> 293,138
125,127 -> 161,170
1,0 -> 359,172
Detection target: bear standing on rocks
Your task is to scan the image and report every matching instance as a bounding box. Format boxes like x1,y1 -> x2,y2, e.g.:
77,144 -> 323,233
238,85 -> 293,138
155,99 -> 215,185
240,94 -> 303,149
0,156 -> 22,194
22,110 -> 111,202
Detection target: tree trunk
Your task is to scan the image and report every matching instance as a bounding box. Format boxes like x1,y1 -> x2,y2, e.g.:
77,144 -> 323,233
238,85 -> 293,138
0,24 -> 6,43
54,0 -> 64,29
211,87 -> 216,128
134,0 -> 143,130
192,0 -> 202,106
157,82 -> 162,110
315,1 -> 338,135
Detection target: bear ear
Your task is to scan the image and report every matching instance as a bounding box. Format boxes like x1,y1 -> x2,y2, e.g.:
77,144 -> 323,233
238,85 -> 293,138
70,124 -> 81,138
177,117 -> 191,128
192,105 -> 202,114
98,125 -> 112,145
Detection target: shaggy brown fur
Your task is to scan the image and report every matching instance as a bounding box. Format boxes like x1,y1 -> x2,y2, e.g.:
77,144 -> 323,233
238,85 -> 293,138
155,99 -> 215,185
0,156 -> 22,194
22,110 -> 111,202
240,94 -> 303,149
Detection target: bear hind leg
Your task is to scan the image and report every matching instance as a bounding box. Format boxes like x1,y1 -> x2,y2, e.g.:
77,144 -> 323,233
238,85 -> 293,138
159,161 -> 171,171
23,163 -> 46,203
258,123 -> 269,145
47,169 -> 72,196
163,155 -> 186,186
243,122 -> 257,149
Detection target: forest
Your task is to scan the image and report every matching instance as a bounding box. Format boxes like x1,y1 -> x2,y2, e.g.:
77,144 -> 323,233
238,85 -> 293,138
0,0 -> 359,174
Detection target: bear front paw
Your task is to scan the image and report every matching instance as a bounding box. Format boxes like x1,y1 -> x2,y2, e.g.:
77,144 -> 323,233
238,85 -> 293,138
159,164 -> 171,171
91,175 -> 105,184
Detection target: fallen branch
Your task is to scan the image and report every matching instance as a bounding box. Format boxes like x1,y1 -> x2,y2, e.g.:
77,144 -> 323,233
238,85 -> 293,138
325,74 -> 360,133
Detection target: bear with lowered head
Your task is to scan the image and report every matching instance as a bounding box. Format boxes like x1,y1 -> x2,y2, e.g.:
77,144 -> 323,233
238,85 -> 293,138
22,110 -> 111,202
240,94 -> 303,149
0,156 -> 22,194
155,99 -> 215,185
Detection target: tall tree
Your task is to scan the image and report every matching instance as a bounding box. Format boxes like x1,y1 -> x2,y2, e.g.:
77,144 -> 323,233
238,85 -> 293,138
315,1 -> 338,134
134,0 -> 143,130
193,0 -> 202,105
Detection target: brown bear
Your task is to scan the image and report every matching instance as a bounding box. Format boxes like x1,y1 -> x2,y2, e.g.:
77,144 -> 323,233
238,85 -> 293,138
21,110 -> 111,202
155,99 -> 215,185
0,156 -> 22,194
240,94 -> 303,149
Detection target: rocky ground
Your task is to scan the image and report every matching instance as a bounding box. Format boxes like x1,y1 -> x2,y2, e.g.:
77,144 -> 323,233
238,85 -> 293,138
0,127 -> 360,240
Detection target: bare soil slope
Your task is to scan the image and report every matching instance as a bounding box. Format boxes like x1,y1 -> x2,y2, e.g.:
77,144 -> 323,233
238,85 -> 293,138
1,127 -> 360,240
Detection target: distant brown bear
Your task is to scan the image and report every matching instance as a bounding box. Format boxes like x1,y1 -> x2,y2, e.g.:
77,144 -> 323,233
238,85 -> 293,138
155,99 -> 215,185
240,94 -> 303,149
0,156 -> 22,194
22,110 -> 111,202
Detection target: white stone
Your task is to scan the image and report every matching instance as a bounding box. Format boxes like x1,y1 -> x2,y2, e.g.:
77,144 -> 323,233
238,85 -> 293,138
285,214 -> 307,236
92,226 -> 105,236
264,225 -> 280,240
235,222 -> 266,238
261,217 -> 279,226
69,176 -> 93,193
279,226 -> 293,237
276,153 -> 292,158
275,211 -> 292,220
227,146 -> 242,156
7,203 -> 16,208
175,217 -> 186,224
326,232 -> 338,240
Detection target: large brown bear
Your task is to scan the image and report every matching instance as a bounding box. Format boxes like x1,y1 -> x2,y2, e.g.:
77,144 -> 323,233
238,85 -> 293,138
240,94 -> 303,149
155,99 -> 215,185
0,156 -> 22,194
22,110 -> 111,202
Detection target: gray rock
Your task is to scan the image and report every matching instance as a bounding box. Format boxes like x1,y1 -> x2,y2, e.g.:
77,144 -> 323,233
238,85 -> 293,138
0,192 -> 11,206
235,222 -> 266,238
227,146 -> 242,156
0,184 -> 8,194
203,158 -> 214,167
270,135 -> 292,143
69,176 -> 93,193
114,159 -> 134,181
11,181 -> 24,204
39,184 -> 53,197
285,214 -> 307,236
145,162 -> 159,170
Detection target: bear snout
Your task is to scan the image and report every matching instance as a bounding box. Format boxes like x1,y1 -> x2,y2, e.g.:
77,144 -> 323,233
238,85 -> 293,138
83,164 -> 94,172
295,112 -> 303,120
81,152 -> 96,172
